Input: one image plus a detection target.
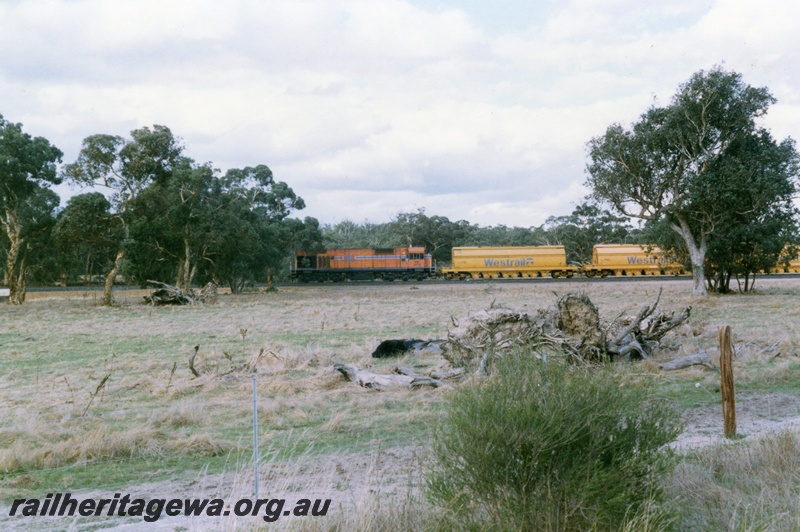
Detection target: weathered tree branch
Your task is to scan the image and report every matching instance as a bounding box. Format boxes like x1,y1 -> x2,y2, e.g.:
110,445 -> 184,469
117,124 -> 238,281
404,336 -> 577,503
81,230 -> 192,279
334,363 -> 445,390
659,351 -> 717,371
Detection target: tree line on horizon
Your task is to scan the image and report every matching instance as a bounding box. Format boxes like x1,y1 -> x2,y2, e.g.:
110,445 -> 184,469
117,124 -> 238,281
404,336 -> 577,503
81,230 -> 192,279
2,67 -> 798,304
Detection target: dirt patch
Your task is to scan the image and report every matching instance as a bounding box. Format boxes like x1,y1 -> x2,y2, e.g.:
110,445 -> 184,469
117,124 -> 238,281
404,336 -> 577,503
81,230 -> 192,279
673,391 -> 800,450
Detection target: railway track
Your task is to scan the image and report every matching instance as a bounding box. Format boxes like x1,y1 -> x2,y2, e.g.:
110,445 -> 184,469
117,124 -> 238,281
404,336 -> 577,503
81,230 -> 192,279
21,272 -> 800,298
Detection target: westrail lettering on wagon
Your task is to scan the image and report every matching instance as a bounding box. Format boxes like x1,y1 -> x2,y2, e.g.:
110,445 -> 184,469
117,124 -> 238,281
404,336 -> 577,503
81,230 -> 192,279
626,256 -> 674,265
483,258 -> 535,268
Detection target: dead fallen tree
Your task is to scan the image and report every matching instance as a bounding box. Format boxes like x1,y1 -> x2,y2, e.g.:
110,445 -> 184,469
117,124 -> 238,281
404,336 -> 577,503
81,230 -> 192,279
144,281 -> 218,306
334,363 -> 447,390
443,290 -> 691,371
659,351 -> 717,371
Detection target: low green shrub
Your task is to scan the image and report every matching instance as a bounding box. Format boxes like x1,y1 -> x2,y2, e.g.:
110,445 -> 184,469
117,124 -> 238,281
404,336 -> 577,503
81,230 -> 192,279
426,353 -> 683,531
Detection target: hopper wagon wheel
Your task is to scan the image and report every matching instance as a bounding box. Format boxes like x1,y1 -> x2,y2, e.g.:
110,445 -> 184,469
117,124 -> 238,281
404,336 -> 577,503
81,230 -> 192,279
551,271 -> 561,279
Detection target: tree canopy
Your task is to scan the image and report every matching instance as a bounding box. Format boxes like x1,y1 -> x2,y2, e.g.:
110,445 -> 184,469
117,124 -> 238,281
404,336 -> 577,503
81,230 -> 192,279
53,192 -> 121,286
63,125 -> 184,305
586,66 -> 799,295
0,114 -> 63,304
544,201 -> 635,264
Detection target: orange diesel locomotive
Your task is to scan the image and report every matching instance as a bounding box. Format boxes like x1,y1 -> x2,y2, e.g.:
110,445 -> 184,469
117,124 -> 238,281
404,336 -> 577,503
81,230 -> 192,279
291,246 -> 435,282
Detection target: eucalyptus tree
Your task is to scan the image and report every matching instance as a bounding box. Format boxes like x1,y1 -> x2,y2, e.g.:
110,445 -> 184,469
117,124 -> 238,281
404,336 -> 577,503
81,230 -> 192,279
0,187 -> 61,294
698,131 -> 799,292
322,219 -> 394,249
389,210 -> 476,264
128,159 -> 218,291
466,224 -> 543,248
201,164 -> 306,292
0,114 -> 63,304
285,216 -> 324,255
53,192 -> 121,285
63,125 -> 183,304
587,67 -> 798,296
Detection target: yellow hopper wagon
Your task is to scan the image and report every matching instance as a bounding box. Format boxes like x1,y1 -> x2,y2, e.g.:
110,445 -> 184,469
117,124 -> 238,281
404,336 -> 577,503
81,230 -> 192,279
441,246 -> 579,280
583,244 -> 684,277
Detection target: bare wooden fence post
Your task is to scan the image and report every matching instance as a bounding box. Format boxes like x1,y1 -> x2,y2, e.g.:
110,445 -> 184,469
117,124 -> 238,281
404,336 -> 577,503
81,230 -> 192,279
718,326 -> 736,439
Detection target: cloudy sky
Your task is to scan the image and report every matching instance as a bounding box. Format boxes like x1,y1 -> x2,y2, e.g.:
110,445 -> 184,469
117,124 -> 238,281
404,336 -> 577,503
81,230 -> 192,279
2,0 -> 799,228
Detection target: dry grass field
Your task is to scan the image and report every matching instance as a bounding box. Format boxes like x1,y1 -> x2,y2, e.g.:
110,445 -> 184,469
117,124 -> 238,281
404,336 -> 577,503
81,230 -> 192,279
1,277 -> 800,530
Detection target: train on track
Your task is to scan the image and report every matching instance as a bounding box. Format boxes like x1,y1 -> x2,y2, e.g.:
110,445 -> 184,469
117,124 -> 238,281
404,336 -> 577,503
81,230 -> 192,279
291,243 -> 800,282
292,246 -> 436,282
440,244 -> 686,280
290,244 -> 697,282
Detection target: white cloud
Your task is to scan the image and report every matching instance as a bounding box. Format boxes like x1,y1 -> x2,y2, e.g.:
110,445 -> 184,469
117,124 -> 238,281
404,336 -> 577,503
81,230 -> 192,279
1,0 -> 798,228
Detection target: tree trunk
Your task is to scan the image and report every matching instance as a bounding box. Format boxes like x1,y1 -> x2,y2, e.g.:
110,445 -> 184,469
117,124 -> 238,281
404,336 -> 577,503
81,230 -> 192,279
687,246 -> 707,296
176,259 -> 184,290
671,215 -> 707,296
229,278 -> 245,294
178,232 -> 193,292
5,237 -> 23,304
103,247 -> 125,306
2,209 -> 25,305
14,256 -> 27,304
84,254 -> 92,286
